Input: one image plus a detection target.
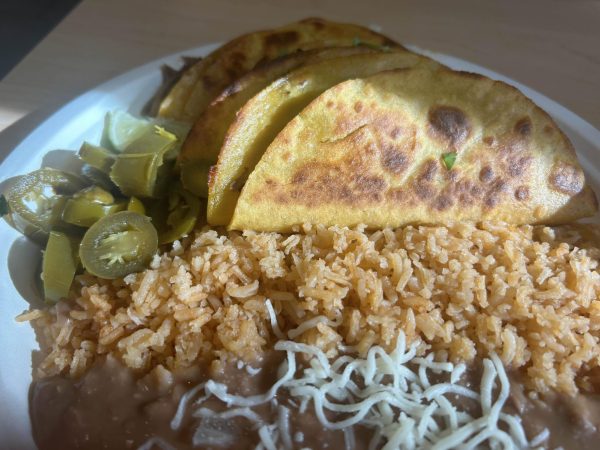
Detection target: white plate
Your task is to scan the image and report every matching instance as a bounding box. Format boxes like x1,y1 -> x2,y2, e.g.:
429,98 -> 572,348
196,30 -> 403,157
0,43 -> 599,450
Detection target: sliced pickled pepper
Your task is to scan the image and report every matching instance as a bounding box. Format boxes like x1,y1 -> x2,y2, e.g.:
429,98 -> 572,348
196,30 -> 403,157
109,126 -> 177,198
42,231 -> 79,303
74,186 -> 115,204
79,211 -> 158,279
150,184 -> 201,244
127,197 -> 146,215
62,186 -> 126,227
109,152 -> 162,198
63,199 -> 126,227
81,164 -> 120,194
78,142 -> 116,173
180,160 -> 212,198
4,168 -> 86,243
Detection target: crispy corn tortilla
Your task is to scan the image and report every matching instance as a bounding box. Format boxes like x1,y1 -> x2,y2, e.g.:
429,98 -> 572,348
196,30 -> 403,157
179,45 -> 377,191
207,51 -> 441,225
158,18 -> 401,122
229,68 -> 598,231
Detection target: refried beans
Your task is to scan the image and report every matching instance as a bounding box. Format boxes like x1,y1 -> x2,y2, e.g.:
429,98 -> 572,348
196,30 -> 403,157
30,354 -> 600,449
30,354 -> 370,450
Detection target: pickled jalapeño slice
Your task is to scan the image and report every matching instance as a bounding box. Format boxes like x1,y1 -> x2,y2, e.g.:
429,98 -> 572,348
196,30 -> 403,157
79,211 -> 158,279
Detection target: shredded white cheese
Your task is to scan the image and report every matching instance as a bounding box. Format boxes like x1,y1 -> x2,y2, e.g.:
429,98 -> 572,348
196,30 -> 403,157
258,425 -> 278,450
192,406 -> 265,425
265,299 -> 285,340
343,426 -> 356,450
529,428 -> 550,448
287,315 -> 342,339
169,382 -> 205,431
136,436 -> 176,450
141,331 -> 543,450
278,406 -> 293,450
246,365 -> 262,376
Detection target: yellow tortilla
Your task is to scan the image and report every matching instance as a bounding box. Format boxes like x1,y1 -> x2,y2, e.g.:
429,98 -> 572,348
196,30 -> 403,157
207,51 -> 441,225
158,18 -> 401,122
229,68 -> 597,231
179,45 -> 377,195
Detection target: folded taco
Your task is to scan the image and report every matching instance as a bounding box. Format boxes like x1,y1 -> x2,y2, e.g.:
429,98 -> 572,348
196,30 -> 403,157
229,68 -> 597,231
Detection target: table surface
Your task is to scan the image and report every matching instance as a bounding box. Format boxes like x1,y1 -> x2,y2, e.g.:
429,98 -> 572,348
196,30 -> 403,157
0,0 -> 599,150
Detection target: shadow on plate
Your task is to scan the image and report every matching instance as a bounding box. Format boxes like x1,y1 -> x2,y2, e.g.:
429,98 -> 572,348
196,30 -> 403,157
8,236 -> 44,308
0,105 -> 59,166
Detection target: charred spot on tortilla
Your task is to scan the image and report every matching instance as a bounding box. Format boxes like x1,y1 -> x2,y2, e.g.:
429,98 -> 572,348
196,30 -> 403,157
515,185 -> 530,201
351,174 -> 386,201
457,179 -> 483,205
389,127 -> 402,139
483,178 -> 509,209
291,168 -> 308,185
414,182 -> 435,201
507,156 -> 533,178
412,161 -> 438,201
381,144 -> 409,175
514,117 -> 532,137
549,161 -> 585,195
433,193 -> 453,211
428,105 -> 471,148
446,168 -> 459,183
386,188 -> 405,203
419,159 -> 439,183
264,31 -> 300,47
479,166 -> 494,183
483,136 -> 495,146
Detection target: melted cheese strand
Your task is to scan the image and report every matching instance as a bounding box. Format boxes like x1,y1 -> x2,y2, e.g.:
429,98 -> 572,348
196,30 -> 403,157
204,350 -> 296,407
287,314 -> 342,339
192,406 -> 264,425
343,426 -> 356,450
258,425 -> 277,450
264,299 -> 285,340
170,382 -> 205,430
136,437 -> 176,450
529,428 -> 550,447
277,406 -> 293,450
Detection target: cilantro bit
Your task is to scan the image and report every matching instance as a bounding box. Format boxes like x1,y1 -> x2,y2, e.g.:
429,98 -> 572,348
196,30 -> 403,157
0,194 -> 8,216
442,152 -> 457,170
